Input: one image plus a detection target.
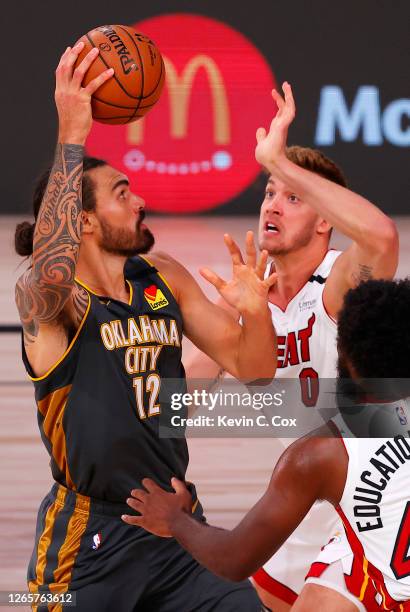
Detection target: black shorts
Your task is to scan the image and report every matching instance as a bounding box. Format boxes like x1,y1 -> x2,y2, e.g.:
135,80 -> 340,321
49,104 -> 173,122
28,483 -> 261,611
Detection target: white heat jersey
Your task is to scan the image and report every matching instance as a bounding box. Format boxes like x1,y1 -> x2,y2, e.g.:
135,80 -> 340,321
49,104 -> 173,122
263,250 -> 341,442
270,248 -> 340,386
337,418 -> 410,603
258,250 -> 344,598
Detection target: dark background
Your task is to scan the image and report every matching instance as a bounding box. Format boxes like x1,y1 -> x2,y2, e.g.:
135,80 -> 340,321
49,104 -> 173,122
2,0 -> 409,215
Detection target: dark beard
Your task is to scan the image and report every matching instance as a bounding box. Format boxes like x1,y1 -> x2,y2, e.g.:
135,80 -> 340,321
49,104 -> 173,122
99,212 -> 155,257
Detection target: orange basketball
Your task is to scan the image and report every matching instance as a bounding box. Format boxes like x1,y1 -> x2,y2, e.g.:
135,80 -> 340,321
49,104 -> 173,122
74,24 -> 165,125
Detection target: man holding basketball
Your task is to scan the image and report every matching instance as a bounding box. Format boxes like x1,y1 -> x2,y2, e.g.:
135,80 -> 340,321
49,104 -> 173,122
185,83 -> 399,610
15,42 -> 274,610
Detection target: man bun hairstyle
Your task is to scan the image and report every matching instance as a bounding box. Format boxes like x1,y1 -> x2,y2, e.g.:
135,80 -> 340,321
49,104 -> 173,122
14,222 -> 35,257
14,156 -> 107,257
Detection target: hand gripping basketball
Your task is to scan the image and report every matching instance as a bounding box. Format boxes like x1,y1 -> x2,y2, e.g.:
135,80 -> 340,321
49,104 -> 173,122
72,25 -> 165,125
55,41 -> 114,144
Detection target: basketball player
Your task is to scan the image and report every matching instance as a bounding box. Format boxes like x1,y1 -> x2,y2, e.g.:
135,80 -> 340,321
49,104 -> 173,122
124,278 -> 410,612
185,82 -> 399,609
14,42 -> 276,610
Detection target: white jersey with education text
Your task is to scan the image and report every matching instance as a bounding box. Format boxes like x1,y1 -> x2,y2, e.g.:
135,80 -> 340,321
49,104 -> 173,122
339,433 -> 410,603
257,250 -> 344,601
308,412 -> 410,610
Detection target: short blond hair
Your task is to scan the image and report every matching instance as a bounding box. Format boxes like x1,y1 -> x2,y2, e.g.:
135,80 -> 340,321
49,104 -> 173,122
286,146 -> 347,187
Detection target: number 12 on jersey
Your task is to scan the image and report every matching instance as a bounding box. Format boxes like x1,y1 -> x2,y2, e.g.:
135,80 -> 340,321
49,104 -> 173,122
133,374 -> 161,419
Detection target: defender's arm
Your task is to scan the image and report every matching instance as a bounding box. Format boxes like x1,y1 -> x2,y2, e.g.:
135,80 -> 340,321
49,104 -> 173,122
123,432 -> 347,581
148,236 -> 277,382
255,83 -> 398,320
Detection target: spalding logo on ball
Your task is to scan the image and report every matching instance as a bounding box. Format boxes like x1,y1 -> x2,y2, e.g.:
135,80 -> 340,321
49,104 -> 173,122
74,24 -> 165,124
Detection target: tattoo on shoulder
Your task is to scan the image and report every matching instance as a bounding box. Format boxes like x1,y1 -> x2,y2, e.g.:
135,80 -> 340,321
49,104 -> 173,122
71,285 -> 89,326
15,276 -> 38,344
15,143 -> 84,339
352,263 -> 373,286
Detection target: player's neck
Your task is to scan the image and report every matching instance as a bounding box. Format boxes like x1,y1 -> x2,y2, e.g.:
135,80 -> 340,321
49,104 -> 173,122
76,245 -> 129,302
269,245 -> 329,307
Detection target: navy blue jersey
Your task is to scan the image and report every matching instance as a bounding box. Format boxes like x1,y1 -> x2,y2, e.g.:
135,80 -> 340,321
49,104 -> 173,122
22,256 -> 188,502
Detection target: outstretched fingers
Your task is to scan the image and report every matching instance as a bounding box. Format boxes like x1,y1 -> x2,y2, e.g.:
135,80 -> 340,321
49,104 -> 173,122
263,270 -> 278,289
224,233 -> 244,266
199,267 -> 226,292
245,231 -> 257,268
282,81 -> 295,104
282,81 -> 296,120
271,88 -> 285,114
255,249 -> 269,280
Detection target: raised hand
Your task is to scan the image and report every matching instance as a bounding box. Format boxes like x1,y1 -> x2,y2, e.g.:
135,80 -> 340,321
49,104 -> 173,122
199,231 -> 277,316
122,478 -> 192,537
255,82 -> 296,169
55,42 -> 114,144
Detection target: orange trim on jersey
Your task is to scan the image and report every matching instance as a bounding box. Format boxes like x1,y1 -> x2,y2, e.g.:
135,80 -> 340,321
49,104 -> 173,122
126,280 -> 133,306
252,567 -> 298,605
379,584 -> 390,611
28,292 -> 91,382
337,505 -> 408,611
74,277 -> 99,296
37,385 -> 75,490
50,493 -> 90,592
28,486 -> 67,593
359,556 -> 370,601
139,255 -> 177,300
75,277 -> 133,306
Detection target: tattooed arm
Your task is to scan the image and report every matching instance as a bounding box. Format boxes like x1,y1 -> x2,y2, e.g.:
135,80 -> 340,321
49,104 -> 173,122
15,146 -> 90,376
15,43 -> 113,374
254,83 -> 399,320
15,144 -> 85,342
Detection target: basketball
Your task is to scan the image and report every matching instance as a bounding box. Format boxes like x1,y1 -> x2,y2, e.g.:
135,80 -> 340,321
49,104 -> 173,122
74,24 -> 165,125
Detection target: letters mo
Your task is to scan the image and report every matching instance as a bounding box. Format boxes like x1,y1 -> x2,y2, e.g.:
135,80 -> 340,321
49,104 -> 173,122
315,86 -> 410,147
